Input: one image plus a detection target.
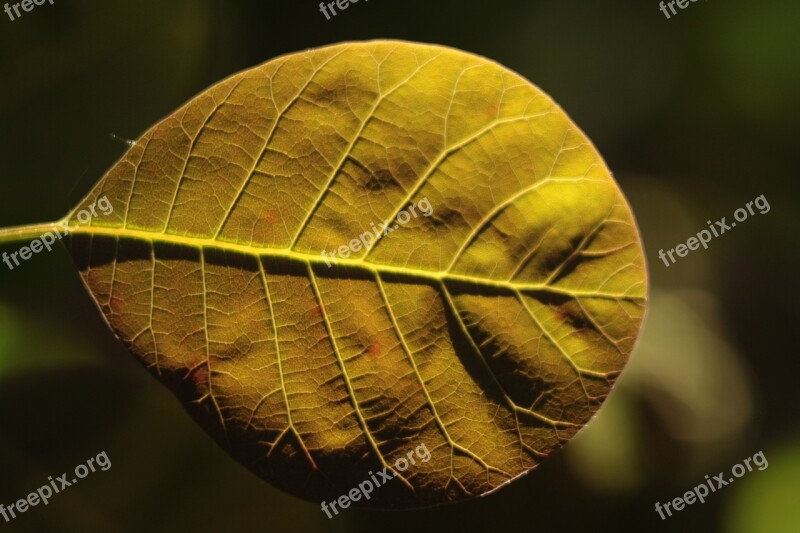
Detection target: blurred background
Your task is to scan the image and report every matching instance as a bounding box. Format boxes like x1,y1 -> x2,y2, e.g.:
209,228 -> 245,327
0,0 -> 798,531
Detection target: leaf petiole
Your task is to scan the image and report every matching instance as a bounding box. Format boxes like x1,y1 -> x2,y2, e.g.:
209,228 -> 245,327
0,220 -> 67,246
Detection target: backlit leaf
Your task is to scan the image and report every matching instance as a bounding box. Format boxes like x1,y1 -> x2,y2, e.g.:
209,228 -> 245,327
63,41 -> 647,508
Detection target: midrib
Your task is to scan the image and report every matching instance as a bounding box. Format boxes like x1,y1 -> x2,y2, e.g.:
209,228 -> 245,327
62,223 -> 642,300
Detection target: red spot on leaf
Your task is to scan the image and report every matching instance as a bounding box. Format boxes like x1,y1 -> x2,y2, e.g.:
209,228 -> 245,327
182,356 -> 207,383
367,342 -> 381,361
262,209 -> 280,225
186,361 -> 209,387
109,296 -> 124,312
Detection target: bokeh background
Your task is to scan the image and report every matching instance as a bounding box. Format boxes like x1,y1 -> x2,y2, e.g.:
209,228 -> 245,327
1,0 -> 798,531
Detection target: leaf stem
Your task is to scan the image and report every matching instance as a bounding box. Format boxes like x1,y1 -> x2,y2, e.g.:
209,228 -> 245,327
0,220 -> 66,246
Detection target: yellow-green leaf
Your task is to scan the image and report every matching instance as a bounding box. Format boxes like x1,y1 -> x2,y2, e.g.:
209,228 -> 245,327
53,41 -> 646,507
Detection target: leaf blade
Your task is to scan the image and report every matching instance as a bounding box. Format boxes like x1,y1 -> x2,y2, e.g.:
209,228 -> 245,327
65,40 -> 647,507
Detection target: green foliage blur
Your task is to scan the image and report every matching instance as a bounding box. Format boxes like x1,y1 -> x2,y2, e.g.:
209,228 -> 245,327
0,0 -> 798,531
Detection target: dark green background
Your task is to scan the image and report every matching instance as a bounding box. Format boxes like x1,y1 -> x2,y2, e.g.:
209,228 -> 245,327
1,0 -> 798,531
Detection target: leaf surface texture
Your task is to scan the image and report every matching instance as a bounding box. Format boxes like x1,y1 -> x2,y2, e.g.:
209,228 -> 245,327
66,41 -> 647,507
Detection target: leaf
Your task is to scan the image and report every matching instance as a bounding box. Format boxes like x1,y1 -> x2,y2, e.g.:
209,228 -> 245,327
59,41 -> 645,507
